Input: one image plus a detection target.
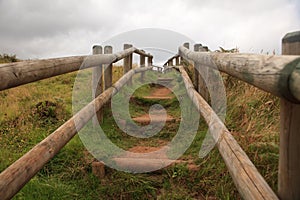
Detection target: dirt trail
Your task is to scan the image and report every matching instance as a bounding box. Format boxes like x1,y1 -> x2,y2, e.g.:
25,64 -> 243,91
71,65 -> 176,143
133,86 -> 175,124
113,85 -> 199,171
143,86 -> 173,100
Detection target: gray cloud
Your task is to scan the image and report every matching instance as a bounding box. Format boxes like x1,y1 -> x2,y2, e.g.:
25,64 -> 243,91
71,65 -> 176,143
0,0 -> 299,60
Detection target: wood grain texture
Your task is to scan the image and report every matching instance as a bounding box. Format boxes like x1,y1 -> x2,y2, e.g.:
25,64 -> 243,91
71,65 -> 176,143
0,55 -> 115,91
179,46 -> 300,103
0,66 -> 154,200
178,65 -> 278,200
104,46 -> 113,89
279,30 -> 300,200
140,53 -> 146,82
0,87 -> 114,200
92,45 -> 103,125
0,46 -> 153,91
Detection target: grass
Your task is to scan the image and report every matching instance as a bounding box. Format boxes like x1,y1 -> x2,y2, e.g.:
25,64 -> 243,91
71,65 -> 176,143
0,59 -> 280,199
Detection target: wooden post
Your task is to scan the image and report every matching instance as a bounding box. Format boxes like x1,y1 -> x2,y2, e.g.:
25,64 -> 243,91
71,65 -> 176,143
148,56 -> 153,66
193,44 -> 209,102
104,46 -> 113,89
168,60 -> 173,66
123,44 -> 133,85
92,161 -> 105,179
183,42 -> 190,49
140,51 -> 145,82
92,45 -> 103,125
176,56 -> 180,66
193,44 -> 201,91
181,42 -> 190,66
279,31 -> 300,200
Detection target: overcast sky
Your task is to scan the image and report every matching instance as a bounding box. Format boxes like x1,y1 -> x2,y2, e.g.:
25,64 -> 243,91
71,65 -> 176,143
0,0 -> 299,61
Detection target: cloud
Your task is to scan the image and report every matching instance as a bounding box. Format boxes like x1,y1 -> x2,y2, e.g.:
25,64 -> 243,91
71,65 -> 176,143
0,0 -> 299,59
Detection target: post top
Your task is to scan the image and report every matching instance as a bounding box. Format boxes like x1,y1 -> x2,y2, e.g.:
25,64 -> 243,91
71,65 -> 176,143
92,45 -> 102,49
194,44 -> 202,51
183,42 -> 190,49
282,31 -> 300,43
124,44 -> 133,49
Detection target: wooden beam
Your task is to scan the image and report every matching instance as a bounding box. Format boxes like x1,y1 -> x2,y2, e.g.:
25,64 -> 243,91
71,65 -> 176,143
92,45 -> 103,125
178,65 -> 278,200
0,66 -> 154,200
176,56 -> 180,66
0,55 -> 116,91
123,44 -> 133,85
104,46 -> 113,89
194,44 -> 210,102
148,56 -> 153,66
179,46 -> 300,103
181,43 -> 190,66
140,51 -> 146,82
0,87 -> 114,200
193,44 -> 201,91
0,46 -> 153,91
183,42 -> 190,49
279,30 -> 300,200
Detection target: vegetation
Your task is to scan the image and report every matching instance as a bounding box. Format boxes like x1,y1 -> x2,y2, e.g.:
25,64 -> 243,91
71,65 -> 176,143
0,54 -> 18,63
0,57 -> 279,199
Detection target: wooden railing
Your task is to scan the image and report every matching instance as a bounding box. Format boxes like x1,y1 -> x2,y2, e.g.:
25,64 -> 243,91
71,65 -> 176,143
0,44 -> 153,200
165,31 -> 300,200
1,31 -> 300,200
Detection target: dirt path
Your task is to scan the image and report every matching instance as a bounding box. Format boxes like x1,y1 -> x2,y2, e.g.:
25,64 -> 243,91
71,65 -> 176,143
143,86 -> 173,100
113,84 -> 199,172
133,85 -> 175,124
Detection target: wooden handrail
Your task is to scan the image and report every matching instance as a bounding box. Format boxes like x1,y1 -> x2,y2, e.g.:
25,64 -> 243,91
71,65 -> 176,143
0,66 -> 153,200
176,65 -> 278,200
179,46 -> 300,103
0,47 -> 153,91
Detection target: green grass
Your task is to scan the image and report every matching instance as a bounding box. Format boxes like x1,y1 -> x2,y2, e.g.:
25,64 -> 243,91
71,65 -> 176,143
0,61 -> 280,199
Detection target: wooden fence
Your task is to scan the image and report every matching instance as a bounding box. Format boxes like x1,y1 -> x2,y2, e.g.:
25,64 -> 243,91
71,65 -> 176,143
0,45 -> 153,200
164,31 -> 300,200
0,31 -> 300,200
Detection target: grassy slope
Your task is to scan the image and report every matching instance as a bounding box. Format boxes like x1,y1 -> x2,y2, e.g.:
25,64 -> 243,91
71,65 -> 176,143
0,61 -> 279,199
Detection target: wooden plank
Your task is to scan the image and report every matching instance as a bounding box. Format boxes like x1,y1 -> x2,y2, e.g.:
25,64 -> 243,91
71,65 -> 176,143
178,65 -> 278,200
279,30 -> 300,200
179,46 -> 300,103
113,158 -> 175,172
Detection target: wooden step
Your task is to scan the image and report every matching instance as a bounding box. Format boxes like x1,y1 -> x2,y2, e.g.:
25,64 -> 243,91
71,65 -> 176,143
142,96 -> 173,100
112,157 -> 199,172
113,157 -> 176,172
132,112 -> 176,125
157,78 -> 173,85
